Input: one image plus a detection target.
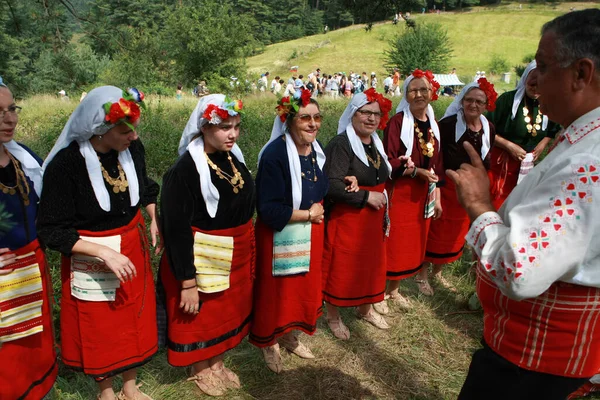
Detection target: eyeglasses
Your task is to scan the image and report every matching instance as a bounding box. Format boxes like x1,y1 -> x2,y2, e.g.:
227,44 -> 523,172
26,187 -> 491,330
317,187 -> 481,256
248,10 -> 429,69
356,109 -> 382,118
0,105 -> 21,119
407,87 -> 431,96
297,114 -> 322,123
463,97 -> 487,107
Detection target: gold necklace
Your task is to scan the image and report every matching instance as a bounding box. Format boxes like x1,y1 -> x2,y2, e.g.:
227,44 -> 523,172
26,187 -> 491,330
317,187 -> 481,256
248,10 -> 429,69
99,159 -> 129,194
300,152 -> 318,182
365,147 -> 381,169
0,149 -> 31,206
205,152 -> 245,194
523,105 -> 543,137
414,123 -> 435,158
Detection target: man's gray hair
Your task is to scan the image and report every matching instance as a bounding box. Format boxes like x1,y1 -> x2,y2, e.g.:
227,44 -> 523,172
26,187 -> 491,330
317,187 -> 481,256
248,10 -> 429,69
542,9 -> 600,69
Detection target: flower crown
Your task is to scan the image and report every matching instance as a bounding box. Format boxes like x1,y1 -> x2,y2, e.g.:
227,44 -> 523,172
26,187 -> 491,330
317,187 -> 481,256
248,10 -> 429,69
103,88 -> 146,130
276,89 -> 312,122
202,98 -> 243,125
363,87 -> 393,130
476,78 -> 498,112
411,69 -> 440,101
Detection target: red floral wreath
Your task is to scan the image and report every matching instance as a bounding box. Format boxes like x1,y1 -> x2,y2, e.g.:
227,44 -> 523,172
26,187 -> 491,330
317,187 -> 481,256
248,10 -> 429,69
103,89 -> 145,129
203,104 -> 230,124
363,87 -> 393,130
276,89 -> 313,122
477,77 -> 498,112
411,69 -> 440,101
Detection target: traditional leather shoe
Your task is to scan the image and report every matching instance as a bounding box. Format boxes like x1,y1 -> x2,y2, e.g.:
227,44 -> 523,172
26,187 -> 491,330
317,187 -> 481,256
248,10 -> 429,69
327,316 -> 350,340
386,292 -> 412,310
357,309 -> 390,330
213,366 -> 241,389
373,300 -> 389,315
279,336 -> 315,359
415,279 -> 434,296
187,371 -> 226,397
261,343 -> 283,373
116,384 -> 154,400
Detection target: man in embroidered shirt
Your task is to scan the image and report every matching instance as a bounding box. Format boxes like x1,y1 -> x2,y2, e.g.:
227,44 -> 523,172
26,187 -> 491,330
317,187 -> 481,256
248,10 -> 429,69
449,9 -> 600,400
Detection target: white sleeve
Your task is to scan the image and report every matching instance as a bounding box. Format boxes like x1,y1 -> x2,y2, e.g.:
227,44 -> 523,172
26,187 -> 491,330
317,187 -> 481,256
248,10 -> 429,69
466,155 -> 600,300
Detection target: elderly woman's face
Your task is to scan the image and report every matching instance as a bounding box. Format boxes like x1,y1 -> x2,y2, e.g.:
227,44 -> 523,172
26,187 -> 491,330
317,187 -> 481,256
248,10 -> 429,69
525,69 -> 539,99
352,102 -> 381,137
461,88 -> 487,121
201,114 -> 241,153
100,119 -> 140,152
0,87 -> 18,144
406,77 -> 432,112
289,103 -> 321,147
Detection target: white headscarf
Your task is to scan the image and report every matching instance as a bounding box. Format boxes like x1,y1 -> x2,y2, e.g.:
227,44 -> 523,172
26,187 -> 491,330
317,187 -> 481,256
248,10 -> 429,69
178,94 -> 246,219
442,81 -> 492,160
337,92 -> 391,178
394,75 -> 440,157
42,86 -> 140,212
0,79 -> 43,197
257,114 -> 326,211
512,60 -> 549,130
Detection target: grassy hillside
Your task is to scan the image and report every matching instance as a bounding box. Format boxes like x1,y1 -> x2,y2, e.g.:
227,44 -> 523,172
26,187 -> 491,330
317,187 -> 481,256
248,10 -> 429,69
247,2 -> 599,89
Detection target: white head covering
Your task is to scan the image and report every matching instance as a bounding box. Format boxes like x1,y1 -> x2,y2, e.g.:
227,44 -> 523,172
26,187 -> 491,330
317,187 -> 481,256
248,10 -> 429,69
0,79 -> 43,197
442,81 -> 492,160
178,94 -> 245,219
257,110 -> 326,210
43,86 -> 140,212
512,60 -> 549,130
395,75 -> 440,157
337,92 -> 391,178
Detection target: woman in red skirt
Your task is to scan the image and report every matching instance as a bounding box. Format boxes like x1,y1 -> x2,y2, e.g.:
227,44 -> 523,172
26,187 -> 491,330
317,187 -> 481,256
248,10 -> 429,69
38,86 -> 159,400
423,78 -> 497,293
0,79 -> 57,399
383,69 -> 443,304
159,95 -> 254,396
322,88 -> 397,339
250,90 -> 328,373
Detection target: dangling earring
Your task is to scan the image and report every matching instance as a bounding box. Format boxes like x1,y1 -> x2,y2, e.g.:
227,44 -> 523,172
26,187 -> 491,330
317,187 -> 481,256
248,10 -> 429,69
98,135 -> 103,141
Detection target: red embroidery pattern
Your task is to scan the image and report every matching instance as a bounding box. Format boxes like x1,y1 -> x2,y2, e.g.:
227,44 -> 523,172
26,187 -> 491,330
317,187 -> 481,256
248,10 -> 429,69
565,117 -> 600,144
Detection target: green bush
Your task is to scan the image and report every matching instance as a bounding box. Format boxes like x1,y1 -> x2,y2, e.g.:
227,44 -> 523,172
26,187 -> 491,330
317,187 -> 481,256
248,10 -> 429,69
488,54 -> 510,75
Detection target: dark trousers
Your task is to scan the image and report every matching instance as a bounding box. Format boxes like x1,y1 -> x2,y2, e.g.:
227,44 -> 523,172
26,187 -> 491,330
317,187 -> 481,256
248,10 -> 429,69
458,341 -> 589,400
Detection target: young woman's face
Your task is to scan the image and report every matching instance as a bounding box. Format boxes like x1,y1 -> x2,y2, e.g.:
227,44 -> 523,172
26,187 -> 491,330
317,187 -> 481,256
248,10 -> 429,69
99,120 -> 140,152
202,114 -> 241,153
0,87 -> 18,144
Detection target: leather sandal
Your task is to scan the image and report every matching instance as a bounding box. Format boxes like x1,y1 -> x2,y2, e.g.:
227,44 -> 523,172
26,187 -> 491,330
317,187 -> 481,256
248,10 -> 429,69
279,336 -> 315,359
116,384 -> 153,400
187,371 -> 226,397
386,292 -> 412,310
212,366 -> 241,389
357,309 -> 390,330
327,316 -> 350,340
261,343 -> 283,374
415,279 -> 434,296
373,300 -> 390,315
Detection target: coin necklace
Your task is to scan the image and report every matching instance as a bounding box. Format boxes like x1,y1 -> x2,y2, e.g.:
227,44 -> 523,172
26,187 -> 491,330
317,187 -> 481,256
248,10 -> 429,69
99,158 -> 129,193
0,149 -> 31,206
365,146 -> 381,169
300,151 -> 318,182
205,152 -> 245,194
523,105 -> 542,137
414,123 -> 435,158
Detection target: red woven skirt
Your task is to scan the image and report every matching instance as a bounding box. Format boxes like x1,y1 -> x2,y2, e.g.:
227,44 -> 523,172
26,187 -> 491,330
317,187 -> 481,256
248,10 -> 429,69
478,270 -> 600,378
60,211 -> 157,379
0,240 -> 58,400
386,177 -> 431,280
250,218 -> 324,347
161,221 -> 255,367
489,146 -> 521,209
322,183 -> 387,307
425,178 -> 470,264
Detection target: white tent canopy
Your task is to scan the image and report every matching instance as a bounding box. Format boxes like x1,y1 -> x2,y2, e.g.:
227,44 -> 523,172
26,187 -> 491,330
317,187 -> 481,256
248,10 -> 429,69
433,74 -> 465,86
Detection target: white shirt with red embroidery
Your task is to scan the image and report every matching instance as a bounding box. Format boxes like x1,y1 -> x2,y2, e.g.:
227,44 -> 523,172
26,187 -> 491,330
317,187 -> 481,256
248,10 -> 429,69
467,106 -> 600,300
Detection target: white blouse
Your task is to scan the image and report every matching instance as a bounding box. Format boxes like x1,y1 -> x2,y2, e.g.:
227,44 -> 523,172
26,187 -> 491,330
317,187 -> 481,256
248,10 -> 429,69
467,107 -> 600,300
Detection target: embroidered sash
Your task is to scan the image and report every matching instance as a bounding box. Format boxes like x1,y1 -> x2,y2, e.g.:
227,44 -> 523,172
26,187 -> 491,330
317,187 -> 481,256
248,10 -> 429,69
194,231 -> 234,293
71,235 -> 121,302
0,252 -> 43,342
424,174 -> 436,219
273,222 -> 312,276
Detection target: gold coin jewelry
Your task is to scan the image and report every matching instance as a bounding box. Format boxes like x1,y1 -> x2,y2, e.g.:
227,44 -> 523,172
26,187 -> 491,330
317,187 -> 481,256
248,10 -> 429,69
205,152 -> 245,194
414,123 -> 435,158
300,151 -> 318,182
366,151 -> 381,169
99,158 -> 129,193
523,106 -> 543,137
0,148 -> 31,206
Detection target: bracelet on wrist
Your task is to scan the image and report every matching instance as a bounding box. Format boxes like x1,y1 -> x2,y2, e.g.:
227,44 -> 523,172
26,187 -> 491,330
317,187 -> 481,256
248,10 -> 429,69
410,167 -> 418,178
307,209 -> 312,221
181,285 -> 196,290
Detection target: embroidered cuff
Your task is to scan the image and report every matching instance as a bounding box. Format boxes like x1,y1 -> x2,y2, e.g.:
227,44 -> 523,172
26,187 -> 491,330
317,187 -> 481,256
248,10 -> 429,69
466,211 -> 504,252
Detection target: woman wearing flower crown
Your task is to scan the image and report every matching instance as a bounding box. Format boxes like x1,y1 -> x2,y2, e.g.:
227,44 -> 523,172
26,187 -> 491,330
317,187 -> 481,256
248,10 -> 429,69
0,78 -> 57,399
250,89 -> 329,373
383,69 -> 443,304
38,86 -> 159,400
321,88 -> 399,339
423,78 -> 497,291
486,60 -> 561,209
158,94 -> 254,396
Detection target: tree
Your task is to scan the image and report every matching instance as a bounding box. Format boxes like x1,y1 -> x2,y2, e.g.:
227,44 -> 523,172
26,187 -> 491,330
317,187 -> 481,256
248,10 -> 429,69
384,22 -> 453,75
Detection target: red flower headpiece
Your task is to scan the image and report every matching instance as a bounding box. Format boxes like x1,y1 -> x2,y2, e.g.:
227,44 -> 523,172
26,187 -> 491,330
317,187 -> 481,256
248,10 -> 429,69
103,88 -> 145,130
477,77 -> 498,112
201,98 -> 243,125
363,87 -> 393,130
411,69 -> 440,101
276,89 -> 312,122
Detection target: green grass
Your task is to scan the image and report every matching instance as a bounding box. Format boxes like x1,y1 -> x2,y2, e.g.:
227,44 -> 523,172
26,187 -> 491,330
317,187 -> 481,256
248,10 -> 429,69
246,2 -> 599,93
